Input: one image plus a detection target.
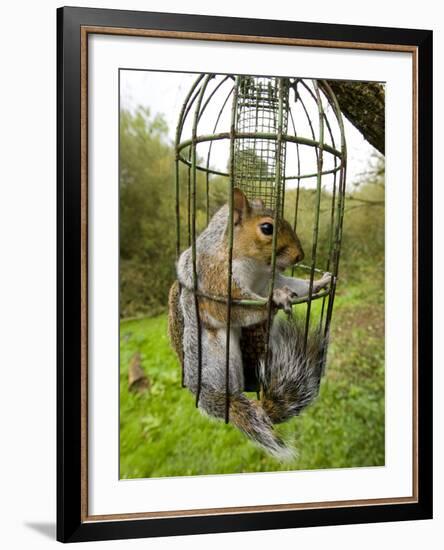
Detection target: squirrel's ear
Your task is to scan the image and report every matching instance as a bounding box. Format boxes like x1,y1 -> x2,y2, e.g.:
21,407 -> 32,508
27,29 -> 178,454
251,198 -> 265,210
232,188 -> 250,225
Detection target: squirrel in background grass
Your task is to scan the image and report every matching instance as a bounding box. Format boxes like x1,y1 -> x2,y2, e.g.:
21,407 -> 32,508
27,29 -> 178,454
168,188 -> 332,459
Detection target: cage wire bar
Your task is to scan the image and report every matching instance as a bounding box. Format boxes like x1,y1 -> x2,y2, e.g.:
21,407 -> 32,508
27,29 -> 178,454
175,73 -> 347,423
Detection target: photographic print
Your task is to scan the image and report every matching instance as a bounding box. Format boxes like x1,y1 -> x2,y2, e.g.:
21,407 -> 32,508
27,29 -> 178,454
119,70 -> 385,479
57,8 -> 432,541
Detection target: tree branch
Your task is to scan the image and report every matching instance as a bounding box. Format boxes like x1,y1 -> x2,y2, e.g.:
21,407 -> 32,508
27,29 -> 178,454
326,81 -> 385,156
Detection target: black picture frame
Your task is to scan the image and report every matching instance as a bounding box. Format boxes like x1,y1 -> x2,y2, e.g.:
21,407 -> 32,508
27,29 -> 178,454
57,6 -> 433,543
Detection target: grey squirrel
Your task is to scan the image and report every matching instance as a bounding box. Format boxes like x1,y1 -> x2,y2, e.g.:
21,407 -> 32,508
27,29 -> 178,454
168,188 -> 332,459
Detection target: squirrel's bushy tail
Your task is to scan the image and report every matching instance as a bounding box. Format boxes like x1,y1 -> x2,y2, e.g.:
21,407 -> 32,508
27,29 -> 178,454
259,316 -> 326,425
170,278 -> 327,459
197,318 -> 326,460
197,388 -> 294,461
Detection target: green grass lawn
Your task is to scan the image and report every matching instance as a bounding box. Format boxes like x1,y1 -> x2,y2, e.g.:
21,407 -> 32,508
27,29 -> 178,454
119,276 -> 385,479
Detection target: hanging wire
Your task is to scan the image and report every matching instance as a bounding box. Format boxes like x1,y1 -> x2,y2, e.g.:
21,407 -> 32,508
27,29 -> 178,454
175,74 -> 206,387
319,80 -> 347,347
224,77 -> 240,423
264,77 -> 286,373
190,75 -> 213,407
205,79 -> 235,223
303,80 -> 325,353
297,80 -> 340,337
288,107 -> 301,279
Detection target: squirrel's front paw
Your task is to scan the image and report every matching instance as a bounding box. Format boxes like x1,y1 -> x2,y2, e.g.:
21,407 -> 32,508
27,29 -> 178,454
273,286 -> 298,314
313,272 -> 334,293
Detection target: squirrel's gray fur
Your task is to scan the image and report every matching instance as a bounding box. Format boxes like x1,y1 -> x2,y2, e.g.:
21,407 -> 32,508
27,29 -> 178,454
170,191 -> 331,460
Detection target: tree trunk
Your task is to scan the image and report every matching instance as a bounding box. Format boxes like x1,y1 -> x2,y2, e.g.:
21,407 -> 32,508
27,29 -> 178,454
326,81 -> 385,156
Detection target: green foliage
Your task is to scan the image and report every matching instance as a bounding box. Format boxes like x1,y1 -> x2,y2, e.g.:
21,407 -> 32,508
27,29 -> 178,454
120,107 -> 175,317
119,270 -> 384,478
340,169 -> 385,281
282,161 -> 384,287
120,107 -> 227,317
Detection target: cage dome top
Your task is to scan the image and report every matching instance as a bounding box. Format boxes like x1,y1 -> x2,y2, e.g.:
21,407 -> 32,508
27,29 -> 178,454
175,74 -> 346,214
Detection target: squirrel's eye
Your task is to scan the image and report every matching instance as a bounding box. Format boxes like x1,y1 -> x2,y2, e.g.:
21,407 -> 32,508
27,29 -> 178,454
259,222 -> 274,236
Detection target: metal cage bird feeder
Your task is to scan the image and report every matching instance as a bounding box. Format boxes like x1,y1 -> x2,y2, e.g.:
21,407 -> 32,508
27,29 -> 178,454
174,73 -> 347,422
